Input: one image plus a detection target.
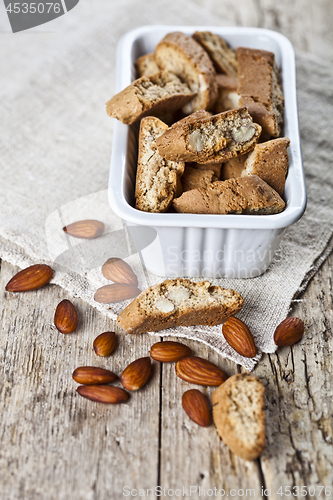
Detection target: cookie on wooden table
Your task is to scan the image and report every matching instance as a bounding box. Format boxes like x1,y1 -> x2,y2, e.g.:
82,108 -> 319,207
154,32 -> 218,113
193,31 -> 238,77
237,47 -> 284,137
156,107 -> 261,163
106,72 -> 195,125
173,175 -> 285,215
135,117 -> 185,213
117,279 -> 244,335
212,374 -> 265,461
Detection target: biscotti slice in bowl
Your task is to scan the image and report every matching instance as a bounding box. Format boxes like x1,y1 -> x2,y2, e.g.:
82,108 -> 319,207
106,71 -> 195,125
193,31 -> 238,77
135,53 -> 161,77
181,165 -> 216,192
156,107 -> 261,163
241,137 -> 290,196
117,279 -> 244,335
154,32 -> 218,113
135,117 -> 185,212
212,374 -> 265,461
237,47 -> 284,137
173,175 -> 285,215
214,74 -> 240,113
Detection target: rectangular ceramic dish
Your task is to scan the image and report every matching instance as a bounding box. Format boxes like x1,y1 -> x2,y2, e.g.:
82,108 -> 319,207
108,25 -> 306,278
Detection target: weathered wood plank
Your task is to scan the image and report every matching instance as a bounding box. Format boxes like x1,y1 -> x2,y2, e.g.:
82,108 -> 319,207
255,252 -> 333,497
0,261 -> 161,500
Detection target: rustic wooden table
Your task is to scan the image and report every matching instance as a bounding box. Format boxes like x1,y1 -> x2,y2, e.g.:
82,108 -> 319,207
1,2 -> 332,499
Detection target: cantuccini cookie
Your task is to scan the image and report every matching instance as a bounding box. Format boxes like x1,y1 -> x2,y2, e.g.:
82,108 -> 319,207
181,166 -> 216,192
154,32 -> 218,113
221,155 -> 247,181
214,74 -> 240,113
106,72 -> 195,125
117,279 -> 244,335
135,117 -> 184,213
193,31 -> 238,77
135,53 -> 161,77
193,162 -> 222,179
173,175 -> 285,215
237,47 -> 284,137
212,374 -> 265,461
241,137 -> 290,196
156,107 -> 261,163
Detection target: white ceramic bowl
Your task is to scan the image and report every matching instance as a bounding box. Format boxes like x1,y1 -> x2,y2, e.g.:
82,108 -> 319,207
108,25 -> 306,278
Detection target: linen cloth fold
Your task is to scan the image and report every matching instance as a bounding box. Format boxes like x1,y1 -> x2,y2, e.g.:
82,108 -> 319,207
1,0 -> 332,370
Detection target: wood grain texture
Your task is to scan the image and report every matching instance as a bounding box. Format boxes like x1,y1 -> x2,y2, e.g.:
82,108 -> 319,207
1,2 -> 333,498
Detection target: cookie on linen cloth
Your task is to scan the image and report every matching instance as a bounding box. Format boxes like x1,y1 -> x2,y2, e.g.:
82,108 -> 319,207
117,278 -> 244,335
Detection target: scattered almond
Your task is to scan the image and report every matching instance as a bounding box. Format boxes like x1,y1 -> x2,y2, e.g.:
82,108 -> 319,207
94,283 -> 141,303
274,317 -> 304,346
182,389 -> 211,427
72,366 -> 118,385
175,356 -> 227,386
102,258 -> 138,286
93,331 -> 117,357
5,264 -> 53,292
150,341 -> 192,362
76,385 -> 129,404
222,317 -> 257,358
54,299 -> 79,334
121,357 -> 151,391
63,220 -> 105,239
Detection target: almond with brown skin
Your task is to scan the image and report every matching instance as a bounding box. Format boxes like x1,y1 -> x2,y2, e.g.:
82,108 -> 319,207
175,356 -> 227,386
54,299 -> 79,334
76,385 -> 128,404
5,264 -> 53,292
182,389 -> 211,427
150,341 -> 192,362
72,366 -> 118,385
93,331 -> 117,357
94,284 -> 141,303
121,357 -> 151,391
274,317 -> 304,346
63,220 -> 105,239
222,317 -> 257,358
102,258 -> 138,286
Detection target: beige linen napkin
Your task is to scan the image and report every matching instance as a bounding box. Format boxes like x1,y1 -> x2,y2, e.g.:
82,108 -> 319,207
1,0 -> 332,370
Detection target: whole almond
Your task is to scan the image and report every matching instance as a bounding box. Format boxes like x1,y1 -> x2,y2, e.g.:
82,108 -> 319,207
222,317 -> 257,358
102,258 -> 138,286
121,357 -> 151,391
94,284 -> 141,303
63,220 -> 104,239
182,389 -> 211,427
77,385 -> 128,404
93,332 -> 117,357
274,317 -> 304,346
175,356 -> 227,386
5,264 -> 53,292
72,366 -> 118,385
150,341 -> 192,362
54,299 -> 78,334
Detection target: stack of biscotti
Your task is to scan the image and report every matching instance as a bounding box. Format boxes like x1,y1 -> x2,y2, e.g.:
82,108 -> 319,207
106,30 -> 289,215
